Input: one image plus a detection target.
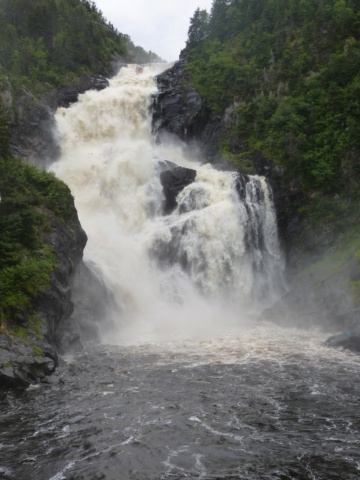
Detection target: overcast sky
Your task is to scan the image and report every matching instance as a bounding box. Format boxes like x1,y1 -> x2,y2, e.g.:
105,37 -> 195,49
94,0 -> 213,62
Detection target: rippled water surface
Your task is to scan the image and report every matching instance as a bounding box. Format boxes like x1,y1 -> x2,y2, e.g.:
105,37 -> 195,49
1,324 -> 360,480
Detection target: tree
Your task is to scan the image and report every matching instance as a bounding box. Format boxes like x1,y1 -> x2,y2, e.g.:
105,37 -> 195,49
209,0 -> 232,40
186,7 -> 209,49
0,97 -> 10,158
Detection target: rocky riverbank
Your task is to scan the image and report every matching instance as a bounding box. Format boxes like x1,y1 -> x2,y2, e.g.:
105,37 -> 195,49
0,198 -> 87,389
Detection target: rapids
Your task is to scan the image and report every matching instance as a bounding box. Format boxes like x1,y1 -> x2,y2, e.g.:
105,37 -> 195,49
1,326 -> 360,479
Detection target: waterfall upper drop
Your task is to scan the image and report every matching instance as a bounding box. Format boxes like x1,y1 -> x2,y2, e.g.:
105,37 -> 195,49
52,64 -> 284,343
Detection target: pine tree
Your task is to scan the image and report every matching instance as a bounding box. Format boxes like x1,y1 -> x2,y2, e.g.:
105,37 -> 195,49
209,0 -> 232,40
186,8 -> 209,49
0,97 -> 10,158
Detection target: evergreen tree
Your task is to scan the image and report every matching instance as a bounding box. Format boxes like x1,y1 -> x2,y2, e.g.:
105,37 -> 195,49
186,7 -> 209,49
0,97 -> 10,158
209,0 -> 232,40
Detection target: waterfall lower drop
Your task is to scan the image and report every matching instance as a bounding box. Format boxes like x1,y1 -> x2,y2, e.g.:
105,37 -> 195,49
53,64 -> 284,344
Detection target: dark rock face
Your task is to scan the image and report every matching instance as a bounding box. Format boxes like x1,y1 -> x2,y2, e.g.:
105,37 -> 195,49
58,74 -> 110,108
9,68 -> 126,166
325,330 -> 360,353
8,74 -> 111,167
10,89 -> 60,167
160,165 -> 197,214
0,205 -> 87,389
38,207 -> 88,340
152,60 -> 222,154
56,261 -> 118,354
152,60 -> 274,175
0,334 -> 58,389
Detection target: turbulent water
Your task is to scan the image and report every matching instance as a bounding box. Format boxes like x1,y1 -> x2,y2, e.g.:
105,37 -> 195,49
1,65 -> 360,479
51,64 -> 284,343
1,328 -> 360,480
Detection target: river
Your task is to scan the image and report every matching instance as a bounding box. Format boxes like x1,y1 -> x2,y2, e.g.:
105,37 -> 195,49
1,325 -> 360,479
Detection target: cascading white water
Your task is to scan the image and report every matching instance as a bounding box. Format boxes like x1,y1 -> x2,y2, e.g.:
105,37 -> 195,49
52,64 -> 284,344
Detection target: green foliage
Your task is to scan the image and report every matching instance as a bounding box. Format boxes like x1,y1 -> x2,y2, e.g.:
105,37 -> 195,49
298,222 -> 360,281
349,280 -> 360,306
186,8 -> 210,49
0,0 -> 162,95
184,0 -> 360,197
0,155 -> 78,323
32,345 -> 43,356
355,249 -> 360,263
298,196 -> 350,227
0,95 -> 10,158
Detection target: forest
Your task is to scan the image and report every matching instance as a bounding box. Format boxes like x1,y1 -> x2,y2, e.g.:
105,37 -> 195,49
184,0 -> 360,208
0,0 -> 161,93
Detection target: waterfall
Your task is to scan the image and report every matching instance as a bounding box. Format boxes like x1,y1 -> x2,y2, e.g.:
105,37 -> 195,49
52,64 -> 284,344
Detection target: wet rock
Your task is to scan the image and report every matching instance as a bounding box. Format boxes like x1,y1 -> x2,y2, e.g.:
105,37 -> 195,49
324,313 -> 360,353
9,67 -> 126,166
152,60 -> 271,171
325,332 -> 360,353
160,165 -> 197,214
235,172 -> 250,201
0,341 -> 58,389
36,206 -> 87,339
58,74 -> 110,108
152,60 -> 220,152
57,261 -> 118,353
9,88 -> 60,166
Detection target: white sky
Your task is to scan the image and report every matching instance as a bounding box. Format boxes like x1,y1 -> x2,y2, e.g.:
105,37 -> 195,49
94,0 -> 213,62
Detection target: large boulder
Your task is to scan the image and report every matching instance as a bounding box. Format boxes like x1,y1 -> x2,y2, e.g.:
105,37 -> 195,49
0,334 -> 58,389
325,330 -> 360,353
160,165 -> 197,214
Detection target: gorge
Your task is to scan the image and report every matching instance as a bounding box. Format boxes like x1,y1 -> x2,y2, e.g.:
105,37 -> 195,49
0,60 -> 360,480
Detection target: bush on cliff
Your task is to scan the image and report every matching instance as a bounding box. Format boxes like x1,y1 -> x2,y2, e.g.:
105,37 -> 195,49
0,152 -> 75,328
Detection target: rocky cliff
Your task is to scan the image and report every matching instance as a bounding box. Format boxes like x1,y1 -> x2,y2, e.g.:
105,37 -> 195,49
152,60 -> 219,149
0,198 -> 87,389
